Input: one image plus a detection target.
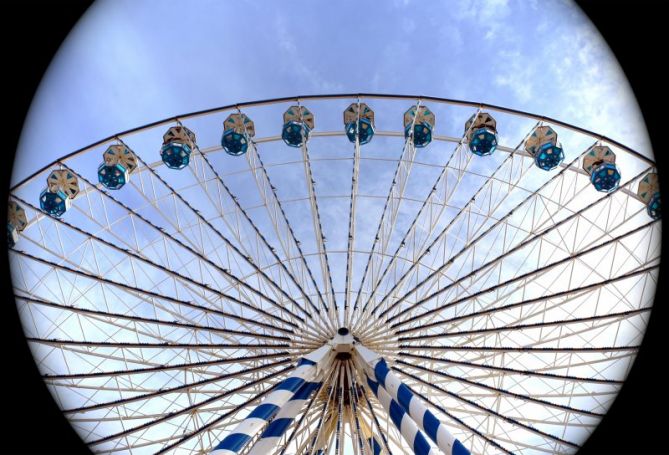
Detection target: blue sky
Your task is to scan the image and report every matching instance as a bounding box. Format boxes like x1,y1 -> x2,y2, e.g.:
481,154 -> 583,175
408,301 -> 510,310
13,0 -> 651,185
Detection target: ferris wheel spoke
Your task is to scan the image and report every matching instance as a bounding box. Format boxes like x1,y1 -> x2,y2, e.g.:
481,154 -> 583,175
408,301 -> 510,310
386,259 -> 657,355
88,365 -> 290,453
405,187 -> 651,326
398,352 -> 623,385
377,165 -> 653,331
299,137 -> 339,326
246,139 -> 335,324
392,265 -> 657,350
13,274 -> 294,345
133,151 -> 308,314
394,367 -> 582,451
343,104 -> 362,328
391,219 -> 659,334
44,167 -> 310,334
411,174 -> 649,333
40,351 -> 291,380
393,360 -> 604,417
359,126 -> 542,333
353,142 -> 476,335
26,337 -> 295,350
247,144 -> 334,330
399,344 -> 642,353
66,360 -> 291,416
369,150 -> 592,326
9,221 -> 303,335
26,336 -> 296,357
353,110 -> 496,334
406,384 -> 515,455
12,248 -> 297,338
83,155 -> 317,329
190,148 -> 333,337
395,348 -> 641,387
16,293 -> 292,344
350,102 -> 420,330
398,306 -> 651,342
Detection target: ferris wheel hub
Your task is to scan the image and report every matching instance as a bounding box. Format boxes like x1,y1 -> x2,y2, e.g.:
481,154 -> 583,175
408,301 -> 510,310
332,328 -> 355,361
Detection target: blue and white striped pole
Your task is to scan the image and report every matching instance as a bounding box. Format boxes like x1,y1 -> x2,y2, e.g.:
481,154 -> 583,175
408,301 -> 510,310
211,344 -> 332,455
308,411 -> 338,455
367,437 -> 382,455
366,376 -> 438,455
247,381 -> 321,455
374,359 -> 469,455
356,345 -> 469,455
358,409 -> 383,455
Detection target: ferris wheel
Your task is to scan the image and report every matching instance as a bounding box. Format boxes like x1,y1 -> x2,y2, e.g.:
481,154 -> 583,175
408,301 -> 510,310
7,94 -> 661,455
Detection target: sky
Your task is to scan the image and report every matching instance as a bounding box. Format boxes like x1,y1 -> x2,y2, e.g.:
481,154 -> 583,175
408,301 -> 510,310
9,1 -> 660,454
13,0 -> 652,185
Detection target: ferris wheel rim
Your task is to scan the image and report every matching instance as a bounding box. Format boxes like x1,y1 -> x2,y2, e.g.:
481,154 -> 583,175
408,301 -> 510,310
11,92 -> 655,193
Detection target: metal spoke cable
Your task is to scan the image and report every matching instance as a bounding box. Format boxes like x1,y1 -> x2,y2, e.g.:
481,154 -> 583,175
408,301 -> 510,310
397,352 -> 623,385
244,133 -> 331,325
351,99 -> 421,328
48,164 -> 307,331
395,361 -> 604,417
129,152 -> 317,326
41,352 -> 290,380
394,367 -> 581,450
358,123 -> 542,333
380,166 -> 653,328
11,256 -> 300,342
366,260 -> 657,347
194,144 -> 333,336
392,263 -> 657,343
353,108 -> 490,334
71,360 -> 292,416
397,345 -> 641,353
298,111 -> 339,326
391,220 -> 659,333
344,99 -> 362,328
398,306 -> 652,342
370,148 -> 591,326
26,337 -> 295,350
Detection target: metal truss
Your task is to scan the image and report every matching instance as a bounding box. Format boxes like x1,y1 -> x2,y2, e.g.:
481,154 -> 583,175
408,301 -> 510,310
9,94 -> 659,455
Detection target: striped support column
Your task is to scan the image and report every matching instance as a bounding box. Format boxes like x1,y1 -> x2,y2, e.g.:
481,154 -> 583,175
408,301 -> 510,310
308,411 -> 337,455
359,411 -> 382,455
247,381 -> 321,455
211,345 -> 332,455
367,437 -> 382,455
366,377 -> 438,455
373,359 -> 469,455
